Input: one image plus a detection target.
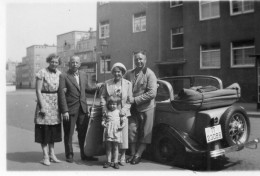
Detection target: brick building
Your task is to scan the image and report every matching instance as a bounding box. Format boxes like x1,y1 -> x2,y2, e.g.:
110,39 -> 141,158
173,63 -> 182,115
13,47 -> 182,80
96,1 -> 260,102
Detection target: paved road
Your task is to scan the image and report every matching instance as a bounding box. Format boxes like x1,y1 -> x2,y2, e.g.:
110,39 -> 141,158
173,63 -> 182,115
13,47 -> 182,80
6,90 -> 183,171
6,89 -> 260,172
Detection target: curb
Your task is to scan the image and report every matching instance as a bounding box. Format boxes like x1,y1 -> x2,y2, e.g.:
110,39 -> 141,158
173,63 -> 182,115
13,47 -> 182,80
247,112 -> 260,118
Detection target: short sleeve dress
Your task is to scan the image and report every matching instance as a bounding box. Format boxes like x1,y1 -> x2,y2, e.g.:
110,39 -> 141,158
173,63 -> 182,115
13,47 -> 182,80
34,68 -> 62,144
103,109 -> 123,143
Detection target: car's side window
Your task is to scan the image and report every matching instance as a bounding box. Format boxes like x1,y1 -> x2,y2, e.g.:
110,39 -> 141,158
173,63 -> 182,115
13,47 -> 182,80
156,82 -> 170,102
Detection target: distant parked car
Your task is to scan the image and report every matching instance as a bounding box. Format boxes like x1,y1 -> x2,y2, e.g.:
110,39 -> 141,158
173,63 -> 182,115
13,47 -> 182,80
148,75 -> 259,166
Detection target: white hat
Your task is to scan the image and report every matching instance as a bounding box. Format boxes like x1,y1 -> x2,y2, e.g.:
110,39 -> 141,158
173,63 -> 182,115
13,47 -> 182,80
111,62 -> 127,75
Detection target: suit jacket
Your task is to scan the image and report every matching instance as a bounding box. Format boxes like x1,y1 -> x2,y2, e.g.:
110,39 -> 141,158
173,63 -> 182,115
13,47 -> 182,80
100,78 -> 132,117
124,67 -> 157,112
58,70 -> 96,115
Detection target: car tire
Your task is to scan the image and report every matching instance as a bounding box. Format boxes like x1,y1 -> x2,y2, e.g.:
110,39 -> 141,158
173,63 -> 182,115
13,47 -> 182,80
220,105 -> 250,147
152,126 -> 185,165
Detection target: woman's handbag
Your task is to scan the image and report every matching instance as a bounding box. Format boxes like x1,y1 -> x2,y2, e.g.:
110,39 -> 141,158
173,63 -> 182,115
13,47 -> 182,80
84,90 -> 106,156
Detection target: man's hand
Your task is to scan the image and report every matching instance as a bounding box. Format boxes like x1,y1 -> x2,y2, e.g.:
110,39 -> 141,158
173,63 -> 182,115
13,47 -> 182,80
101,121 -> 107,128
127,96 -> 135,104
62,112 -> 69,121
96,83 -> 104,90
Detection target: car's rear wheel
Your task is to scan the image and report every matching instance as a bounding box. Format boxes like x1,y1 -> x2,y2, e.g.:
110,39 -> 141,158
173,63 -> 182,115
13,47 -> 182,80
220,105 -> 250,147
152,126 -> 185,165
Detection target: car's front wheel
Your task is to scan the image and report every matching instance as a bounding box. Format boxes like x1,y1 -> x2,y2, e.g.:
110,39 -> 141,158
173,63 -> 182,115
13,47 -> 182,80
220,105 -> 250,147
152,126 -> 185,165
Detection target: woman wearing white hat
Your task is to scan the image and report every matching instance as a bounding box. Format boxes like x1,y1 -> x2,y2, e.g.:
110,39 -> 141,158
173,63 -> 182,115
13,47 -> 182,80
100,62 -> 133,168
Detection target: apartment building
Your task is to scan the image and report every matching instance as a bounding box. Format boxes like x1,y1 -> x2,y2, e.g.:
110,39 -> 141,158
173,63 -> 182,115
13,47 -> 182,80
16,45 -> 56,88
96,1 -> 260,102
6,60 -> 18,84
74,31 -> 97,86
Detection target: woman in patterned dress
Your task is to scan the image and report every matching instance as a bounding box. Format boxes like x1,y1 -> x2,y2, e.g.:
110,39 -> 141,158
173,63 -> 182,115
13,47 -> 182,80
34,54 -> 62,166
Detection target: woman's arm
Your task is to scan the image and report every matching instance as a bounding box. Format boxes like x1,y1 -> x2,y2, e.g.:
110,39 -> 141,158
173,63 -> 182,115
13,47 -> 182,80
36,77 -> 45,114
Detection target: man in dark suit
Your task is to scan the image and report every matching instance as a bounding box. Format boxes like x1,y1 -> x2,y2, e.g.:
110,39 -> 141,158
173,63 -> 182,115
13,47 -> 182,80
58,55 -> 99,163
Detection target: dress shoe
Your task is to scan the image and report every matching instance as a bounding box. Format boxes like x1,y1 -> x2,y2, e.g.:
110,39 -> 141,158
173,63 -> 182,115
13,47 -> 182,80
41,156 -> 51,166
66,155 -> 74,163
118,161 -> 125,166
130,156 -> 141,165
49,154 -> 62,163
113,163 -> 119,169
103,162 -> 112,168
126,155 -> 134,163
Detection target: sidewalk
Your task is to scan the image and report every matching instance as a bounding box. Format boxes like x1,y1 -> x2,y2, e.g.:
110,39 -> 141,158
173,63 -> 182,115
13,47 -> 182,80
6,125 -> 181,171
235,102 -> 260,118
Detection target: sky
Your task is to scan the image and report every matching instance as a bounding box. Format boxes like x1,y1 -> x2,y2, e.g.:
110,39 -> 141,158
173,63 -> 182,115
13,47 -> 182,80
5,0 -> 97,62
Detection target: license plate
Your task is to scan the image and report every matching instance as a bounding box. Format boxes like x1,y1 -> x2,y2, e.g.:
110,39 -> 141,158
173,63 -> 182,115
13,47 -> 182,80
205,125 -> 223,143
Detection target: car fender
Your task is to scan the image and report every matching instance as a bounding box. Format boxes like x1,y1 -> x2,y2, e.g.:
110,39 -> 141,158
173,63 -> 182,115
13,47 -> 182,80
152,124 -> 207,153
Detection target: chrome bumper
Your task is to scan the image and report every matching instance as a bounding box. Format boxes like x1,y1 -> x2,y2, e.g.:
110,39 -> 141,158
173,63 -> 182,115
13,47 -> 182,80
210,138 -> 260,158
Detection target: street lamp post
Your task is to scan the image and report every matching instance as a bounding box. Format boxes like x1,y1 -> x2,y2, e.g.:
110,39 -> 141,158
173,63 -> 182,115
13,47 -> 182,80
100,39 -> 108,82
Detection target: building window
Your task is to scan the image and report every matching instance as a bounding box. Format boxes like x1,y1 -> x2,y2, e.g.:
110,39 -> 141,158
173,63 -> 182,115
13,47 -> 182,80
200,45 -> 221,69
230,0 -> 254,15
100,55 -> 111,73
231,40 -> 255,68
171,27 -> 183,49
170,0 -> 183,7
133,12 -> 146,33
36,55 -> 40,61
200,0 -> 220,20
99,21 -> 109,39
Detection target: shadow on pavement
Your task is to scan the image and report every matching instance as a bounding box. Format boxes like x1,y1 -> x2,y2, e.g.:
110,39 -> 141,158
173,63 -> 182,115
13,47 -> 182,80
6,152 -> 65,163
174,154 -> 241,171
142,150 -> 241,171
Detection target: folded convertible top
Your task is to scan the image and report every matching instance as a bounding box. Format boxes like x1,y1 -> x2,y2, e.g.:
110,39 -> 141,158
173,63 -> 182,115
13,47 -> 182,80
172,83 -> 240,111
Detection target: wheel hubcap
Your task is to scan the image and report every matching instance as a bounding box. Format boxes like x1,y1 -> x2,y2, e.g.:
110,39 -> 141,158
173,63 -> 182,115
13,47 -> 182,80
228,113 -> 247,144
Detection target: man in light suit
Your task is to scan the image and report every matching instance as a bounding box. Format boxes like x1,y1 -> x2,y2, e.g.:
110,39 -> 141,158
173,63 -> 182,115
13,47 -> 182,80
124,51 -> 157,165
58,55 -> 99,163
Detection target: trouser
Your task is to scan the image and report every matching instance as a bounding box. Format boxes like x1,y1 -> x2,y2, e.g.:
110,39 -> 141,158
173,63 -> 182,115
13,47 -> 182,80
63,108 -> 89,158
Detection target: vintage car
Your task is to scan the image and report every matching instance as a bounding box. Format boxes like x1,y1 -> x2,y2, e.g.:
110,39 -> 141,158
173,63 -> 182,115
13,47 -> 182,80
85,75 -> 259,169
148,75 -> 259,166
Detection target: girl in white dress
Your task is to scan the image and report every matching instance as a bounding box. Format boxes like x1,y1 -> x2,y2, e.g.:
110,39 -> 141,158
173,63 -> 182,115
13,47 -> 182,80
102,95 -> 126,169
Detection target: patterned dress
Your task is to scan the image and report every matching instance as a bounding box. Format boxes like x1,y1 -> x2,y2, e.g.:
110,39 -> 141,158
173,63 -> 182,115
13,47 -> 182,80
103,109 -> 123,143
34,68 -> 61,125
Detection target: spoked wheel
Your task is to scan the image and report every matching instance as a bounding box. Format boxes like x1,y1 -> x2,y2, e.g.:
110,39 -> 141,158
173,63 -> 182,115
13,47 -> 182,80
152,127 -> 185,165
220,106 -> 250,146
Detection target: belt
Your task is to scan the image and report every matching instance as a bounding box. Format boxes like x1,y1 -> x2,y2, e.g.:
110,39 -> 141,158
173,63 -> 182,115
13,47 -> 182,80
41,90 -> 58,94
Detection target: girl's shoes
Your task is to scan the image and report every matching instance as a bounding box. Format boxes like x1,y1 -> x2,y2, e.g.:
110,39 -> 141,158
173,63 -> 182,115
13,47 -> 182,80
49,154 -> 62,163
114,163 -> 119,169
41,156 -> 51,166
103,162 -> 113,168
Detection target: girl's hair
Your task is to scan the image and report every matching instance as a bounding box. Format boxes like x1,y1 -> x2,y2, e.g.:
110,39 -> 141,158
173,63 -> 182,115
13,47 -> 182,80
107,95 -> 120,107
